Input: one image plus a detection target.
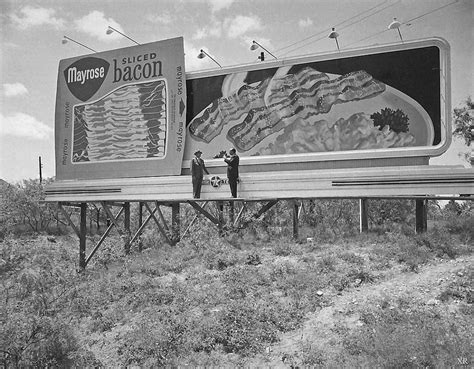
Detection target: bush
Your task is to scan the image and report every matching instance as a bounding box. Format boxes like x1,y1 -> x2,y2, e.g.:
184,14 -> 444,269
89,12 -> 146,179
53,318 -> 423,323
341,306 -> 472,367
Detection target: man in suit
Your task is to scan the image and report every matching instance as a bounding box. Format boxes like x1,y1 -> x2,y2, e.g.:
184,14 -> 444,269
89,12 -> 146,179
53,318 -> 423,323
224,148 -> 239,198
191,150 -> 209,199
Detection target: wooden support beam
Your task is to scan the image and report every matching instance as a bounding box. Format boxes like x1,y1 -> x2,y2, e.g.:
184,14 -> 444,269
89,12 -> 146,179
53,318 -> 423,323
155,201 -> 170,231
415,199 -> 427,233
130,206 -> 156,249
101,202 -> 124,234
229,201 -> 235,225
138,202 -> 143,228
79,203 -> 87,270
57,203 -> 80,237
298,201 -> 305,219
253,200 -> 278,219
171,203 -> 180,245
144,202 -> 172,245
233,202 -> 247,227
292,200 -> 299,240
188,201 -> 220,225
359,198 -> 369,233
85,207 -> 124,267
124,202 -> 131,254
217,201 -> 224,236
182,201 -> 208,238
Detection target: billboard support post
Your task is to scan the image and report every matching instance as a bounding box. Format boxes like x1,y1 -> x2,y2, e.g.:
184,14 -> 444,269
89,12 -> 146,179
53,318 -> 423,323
292,200 -> 299,240
171,203 -> 180,244
415,199 -> 428,233
79,203 -> 87,270
124,202 -> 131,254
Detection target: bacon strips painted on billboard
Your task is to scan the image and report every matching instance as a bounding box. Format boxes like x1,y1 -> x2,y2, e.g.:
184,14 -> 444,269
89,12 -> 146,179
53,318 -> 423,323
184,39 -> 448,163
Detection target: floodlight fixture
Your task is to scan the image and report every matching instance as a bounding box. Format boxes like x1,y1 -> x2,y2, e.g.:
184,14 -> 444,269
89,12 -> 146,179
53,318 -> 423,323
62,35 -> 97,53
388,18 -> 403,41
197,49 -> 222,68
106,25 -> 140,45
328,27 -> 340,51
250,40 -> 277,59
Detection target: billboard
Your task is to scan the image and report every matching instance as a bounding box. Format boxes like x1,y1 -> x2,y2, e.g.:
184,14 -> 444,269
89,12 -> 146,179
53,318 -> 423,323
55,37 -> 186,180
184,38 -> 450,169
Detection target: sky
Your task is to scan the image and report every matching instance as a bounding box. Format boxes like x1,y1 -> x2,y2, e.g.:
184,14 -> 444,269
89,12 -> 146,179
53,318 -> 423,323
0,0 -> 472,182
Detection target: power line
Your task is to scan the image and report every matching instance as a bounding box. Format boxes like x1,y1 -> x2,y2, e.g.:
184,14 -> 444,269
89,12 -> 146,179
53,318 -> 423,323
280,0 -> 400,57
345,0 -> 460,48
274,0 -> 394,55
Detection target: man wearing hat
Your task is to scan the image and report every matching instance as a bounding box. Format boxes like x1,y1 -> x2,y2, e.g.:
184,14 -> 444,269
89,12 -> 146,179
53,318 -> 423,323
191,150 -> 209,199
224,148 -> 239,198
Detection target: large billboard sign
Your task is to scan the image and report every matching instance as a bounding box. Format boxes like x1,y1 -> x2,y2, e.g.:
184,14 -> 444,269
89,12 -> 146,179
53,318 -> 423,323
55,37 -> 186,180
184,38 -> 450,169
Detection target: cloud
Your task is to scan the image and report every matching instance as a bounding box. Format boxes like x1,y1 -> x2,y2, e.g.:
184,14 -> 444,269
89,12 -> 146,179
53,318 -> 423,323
207,0 -> 235,13
191,14 -> 261,41
192,19 -> 223,40
10,6 -> 65,29
3,83 -> 28,97
224,15 -> 263,39
298,17 -> 313,28
74,11 -> 123,42
0,112 -> 53,140
146,11 -> 174,25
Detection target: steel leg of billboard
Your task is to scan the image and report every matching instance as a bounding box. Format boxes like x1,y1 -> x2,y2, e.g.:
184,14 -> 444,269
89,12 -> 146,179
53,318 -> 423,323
415,199 -> 427,233
360,198 -> 369,233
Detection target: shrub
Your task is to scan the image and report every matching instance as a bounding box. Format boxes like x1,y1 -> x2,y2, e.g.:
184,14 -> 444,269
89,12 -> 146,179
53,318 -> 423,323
341,306 -> 472,367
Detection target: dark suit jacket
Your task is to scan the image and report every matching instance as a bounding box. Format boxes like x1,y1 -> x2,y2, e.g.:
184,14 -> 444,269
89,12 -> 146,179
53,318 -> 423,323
191,157 -> 209,179
224,155 -> 239,179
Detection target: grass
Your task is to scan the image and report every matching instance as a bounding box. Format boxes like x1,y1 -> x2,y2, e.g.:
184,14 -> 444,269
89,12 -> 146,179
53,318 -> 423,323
1,211 -> 473,367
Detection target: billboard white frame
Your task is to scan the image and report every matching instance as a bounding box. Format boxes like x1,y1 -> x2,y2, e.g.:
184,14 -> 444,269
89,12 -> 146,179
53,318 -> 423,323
183,37 -> 451,171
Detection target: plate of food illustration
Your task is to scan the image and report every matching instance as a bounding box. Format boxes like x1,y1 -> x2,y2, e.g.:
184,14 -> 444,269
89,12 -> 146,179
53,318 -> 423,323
186,66 -> 434,158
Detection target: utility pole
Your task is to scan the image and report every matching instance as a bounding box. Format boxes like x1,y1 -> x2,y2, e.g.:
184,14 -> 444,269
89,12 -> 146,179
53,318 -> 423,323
39,156 -> 43,183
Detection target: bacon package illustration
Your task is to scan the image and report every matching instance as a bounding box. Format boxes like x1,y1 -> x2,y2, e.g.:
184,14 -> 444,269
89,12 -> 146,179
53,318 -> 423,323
72,80 -> 167,162
55,37 -> 186,180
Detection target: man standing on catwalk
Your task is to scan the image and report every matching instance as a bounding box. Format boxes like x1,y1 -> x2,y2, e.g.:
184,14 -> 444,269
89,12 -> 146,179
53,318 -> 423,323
224,148 -> 239,198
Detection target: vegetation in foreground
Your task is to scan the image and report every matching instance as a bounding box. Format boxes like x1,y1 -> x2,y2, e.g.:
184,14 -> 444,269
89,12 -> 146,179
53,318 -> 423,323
0,198 -> 473,367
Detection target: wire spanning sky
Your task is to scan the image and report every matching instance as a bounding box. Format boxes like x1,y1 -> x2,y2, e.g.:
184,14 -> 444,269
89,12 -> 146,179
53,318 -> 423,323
0,0 -> 472,181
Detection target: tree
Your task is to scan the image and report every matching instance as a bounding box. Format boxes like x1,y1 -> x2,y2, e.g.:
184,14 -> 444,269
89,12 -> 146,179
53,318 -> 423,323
453,96 -> 474,147
0,178 -> 58,233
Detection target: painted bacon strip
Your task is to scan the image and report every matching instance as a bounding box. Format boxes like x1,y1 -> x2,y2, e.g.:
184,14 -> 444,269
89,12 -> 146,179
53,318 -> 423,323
72,80 -> 167,162
188,67 -> 385,150
228,70 -> 385,151
188,78 -> 270,143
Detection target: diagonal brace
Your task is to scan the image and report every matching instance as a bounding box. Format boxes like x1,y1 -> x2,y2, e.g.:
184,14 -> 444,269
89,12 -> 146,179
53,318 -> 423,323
188,201 -> 220,225
85,206 -> 124,267
143,202 -> 172,245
